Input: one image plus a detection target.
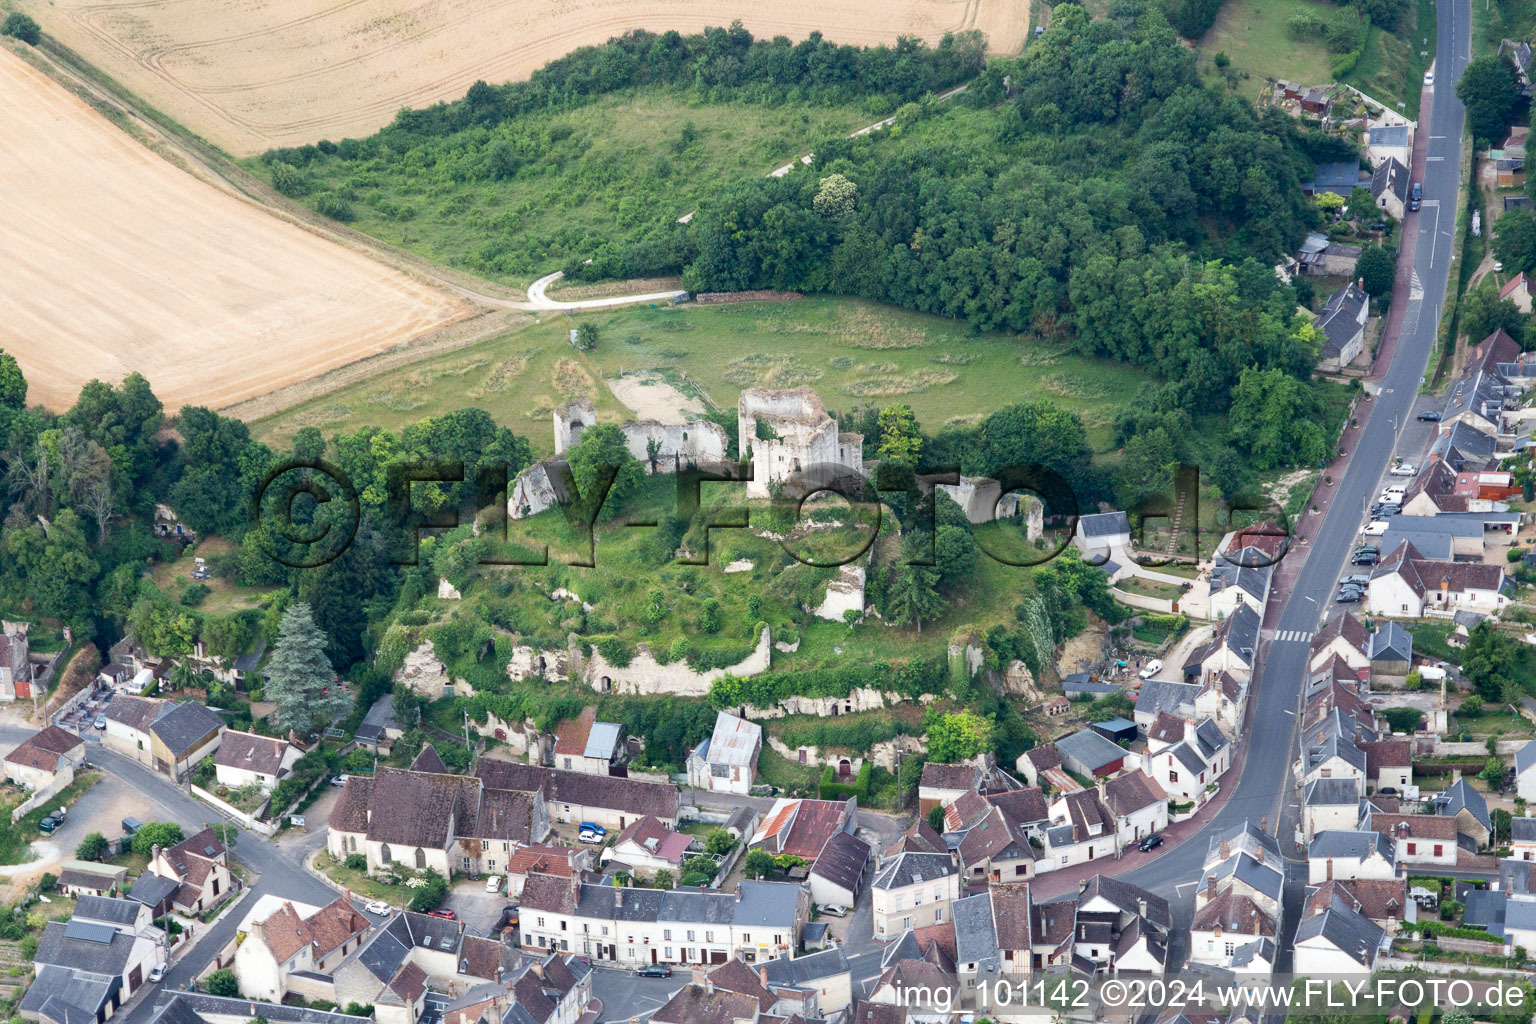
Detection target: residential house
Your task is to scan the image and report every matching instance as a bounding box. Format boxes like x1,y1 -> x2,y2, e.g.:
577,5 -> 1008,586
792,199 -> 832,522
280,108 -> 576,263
1502,272 -> 1533,314
1181,604 -> 1261,687
1062,676 -> 1125,701
872,852 -> 960,939
1435,778 -> 1492,848
609,817 -> 696,877
126,874 -> 182,922
355,697 -> 404,754
808,830 -> 871,910
1500,39 -> 1533,86
0,628 -> 31,701
550,708 -> 624,776
1308,612 -> 1370,679
1308,831 -> 1397,883
145,994 -> 374,1024
917,763 -> 983,816
24,909 -> 161,1022
1518,740 -> 1536,802
1042,790 -> 1119,869
956,804 -> 1035,883
1134,680 -> 1203,731
1305,878 -> 1415,936
1512,817 -> 1536,860
1293,897 -> 1385,974
1015,745 -> 1063,788
503,844 -> 588,897
101,697 -> 225,780
518,876 -> 808,966
760,947 -> 855,1014
1303,778 -> 1361,841
1308,163 -> 1365,197
1436,329 -> 1525,438
149,828 -> 234,915
232,893 -> 370,1003
1073,511 -> 1130,557
212,730 -> 301,794
1367,541 -> 1509,617
1101,771 -> 1170,846
328,764 -> 552,878
1315,282 -> 1370,372
56,863 -> 127,899
685,711 -> 762,796
1365,813 -> 1458,867
433,954 -> 592,1024
1147,719 -> 1230,808
4,726 -> 85,791
1368,623 -> 1414,684
1505,897 -> 1536,955
1190,823 -> 1283,977
1361,736 -> 1412,793
1370,156 -> 1411,218
331,910 -> 528,1021
474,758 -> 679,831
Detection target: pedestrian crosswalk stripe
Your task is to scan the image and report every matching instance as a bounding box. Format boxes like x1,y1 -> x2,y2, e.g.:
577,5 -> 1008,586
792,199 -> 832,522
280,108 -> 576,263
1275,629 -> 1313,643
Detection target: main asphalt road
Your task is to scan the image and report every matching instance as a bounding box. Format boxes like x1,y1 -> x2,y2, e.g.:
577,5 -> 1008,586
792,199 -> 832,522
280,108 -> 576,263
1113,0 -> 1472,949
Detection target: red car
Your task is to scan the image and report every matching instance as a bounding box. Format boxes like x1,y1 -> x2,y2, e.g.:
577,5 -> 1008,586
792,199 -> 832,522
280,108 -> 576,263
427,908 -> 458,920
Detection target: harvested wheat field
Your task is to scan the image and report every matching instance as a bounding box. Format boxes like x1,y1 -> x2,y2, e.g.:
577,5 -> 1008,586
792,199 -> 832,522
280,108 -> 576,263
19,0 -> 1029,155
0,49 -> 469,412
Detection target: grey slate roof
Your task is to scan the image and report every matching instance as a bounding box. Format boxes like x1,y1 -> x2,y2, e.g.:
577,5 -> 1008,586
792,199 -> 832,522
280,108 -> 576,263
149,993 -> 372,1024
1054,730 -> 1126,774
1078,511 -> 1130,539
1229,937 -> 1277,968
1208,854 -> 1284,903
951,892 -> 999,970
356,695 -> 400,742
760,946 -> 850,986
1223,604 -> 1261,665
1294,905 -> 1384,965
1167,741 -> 1207,775
1206,821 -> 1282,866
20,965 -> 116,1024
127,873 -> 181,911
1304,777 -> 1360,806
72,896 -> 141,927
1506,895 -> 1536,936
1513,817 -> 1536,843
148,701 -> 223,758
873,851 -> 956,892
1194,720 -> 1228,759
35,920 -> 139,975
1438,778 -> 1492,833
1136,679 -> 1201,717
1517,739 -> 1536,775
1463,888 -> 1509,936
1369,622 -> 1412,663
1309,830 -> 1394,867
232,638 -> 267,674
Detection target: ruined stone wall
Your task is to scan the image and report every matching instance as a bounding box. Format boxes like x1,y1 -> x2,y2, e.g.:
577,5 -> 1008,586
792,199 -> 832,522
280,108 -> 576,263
585,626 -> 772,696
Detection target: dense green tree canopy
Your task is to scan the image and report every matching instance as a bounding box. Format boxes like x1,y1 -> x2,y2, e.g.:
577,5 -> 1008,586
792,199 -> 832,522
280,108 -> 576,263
1457,55 -> 1522,144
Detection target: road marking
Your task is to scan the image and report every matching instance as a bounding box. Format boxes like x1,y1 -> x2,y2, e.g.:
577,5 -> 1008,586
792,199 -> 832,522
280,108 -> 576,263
1427,156 -> 1445,162
1275,629 -> 1314,643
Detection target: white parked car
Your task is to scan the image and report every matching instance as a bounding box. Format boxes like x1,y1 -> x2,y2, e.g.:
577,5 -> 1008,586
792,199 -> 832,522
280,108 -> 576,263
819,904 -> 849,918
485,875 -> 502,894
1424,70 -> 1434,87
578,830 -> 603,844
1138,659 -> 1163,679
365,900 -> 392,915
332,775 -> 350,787
1389,463 -> 1416,476
1361,521 -> 1390,536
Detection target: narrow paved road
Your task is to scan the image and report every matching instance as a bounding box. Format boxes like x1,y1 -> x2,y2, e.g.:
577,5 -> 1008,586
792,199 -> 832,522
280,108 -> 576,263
0,724 -> 348,1023
1112,0 -> 1471,955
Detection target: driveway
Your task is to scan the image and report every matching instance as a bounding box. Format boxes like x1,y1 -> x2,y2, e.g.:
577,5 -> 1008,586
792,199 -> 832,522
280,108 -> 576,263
441,879 -> 513,938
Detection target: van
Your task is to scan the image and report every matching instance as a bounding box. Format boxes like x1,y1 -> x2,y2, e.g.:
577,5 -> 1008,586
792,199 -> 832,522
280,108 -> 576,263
122,817 -> 143,836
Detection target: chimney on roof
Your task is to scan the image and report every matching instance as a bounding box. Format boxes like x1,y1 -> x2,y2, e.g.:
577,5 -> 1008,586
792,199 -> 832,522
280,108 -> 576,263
691,966 -> 707,990
1078,879 -> 1088,895
1219,839 -> 1230,861
758,966 -> 769,987
530,961 -> 545,979
1327,857 -> 1334,881
1137,897 -> 1147,919
615,888 -> 623,909
736,889 -> 744,902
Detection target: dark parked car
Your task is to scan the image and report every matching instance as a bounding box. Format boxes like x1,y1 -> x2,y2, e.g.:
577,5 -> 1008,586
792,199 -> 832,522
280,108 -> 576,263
1351,552 -> 1379,566
39,816 -> 60,834
1417,410 -> 1441,422
1409,182 -> 1422,211
637,966 -> 673,978
1337,589 -> 1362,603
1138,834 -> 1164,852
